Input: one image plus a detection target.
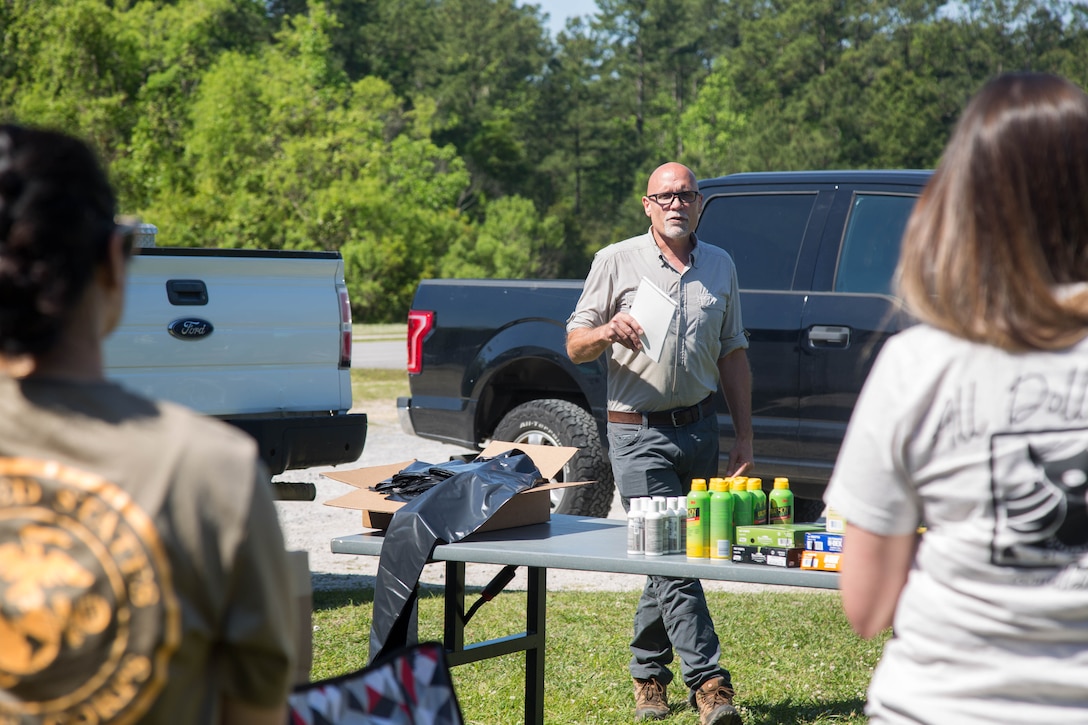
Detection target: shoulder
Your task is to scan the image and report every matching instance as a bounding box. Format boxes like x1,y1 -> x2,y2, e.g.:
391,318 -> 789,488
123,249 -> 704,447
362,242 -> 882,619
864,324 -> 972,400
880,325 -> 964,364
593,231 -> 655,264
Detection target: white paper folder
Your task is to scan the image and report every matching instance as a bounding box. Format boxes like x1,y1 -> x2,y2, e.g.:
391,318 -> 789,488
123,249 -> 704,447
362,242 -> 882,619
628,277 -> 677,363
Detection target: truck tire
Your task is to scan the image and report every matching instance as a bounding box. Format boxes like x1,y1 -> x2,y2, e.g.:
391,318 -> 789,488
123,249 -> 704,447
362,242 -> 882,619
493,399 -> 615,518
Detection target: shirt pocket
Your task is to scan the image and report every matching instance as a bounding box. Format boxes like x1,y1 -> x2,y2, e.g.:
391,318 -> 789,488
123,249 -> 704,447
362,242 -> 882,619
617,288 -> 638,316
694,290 -> 727,341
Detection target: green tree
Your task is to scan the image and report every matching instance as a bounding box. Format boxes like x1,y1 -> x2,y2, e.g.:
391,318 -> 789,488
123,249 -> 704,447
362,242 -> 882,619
438,195 -> 564,278
531,20 -> 646,271
0,0 -> 143,162
677,60 -> 748,175
142,1 -> 471,321
413,0 -> 551,208
110,0 -> 272,210
353,0 -> 440,96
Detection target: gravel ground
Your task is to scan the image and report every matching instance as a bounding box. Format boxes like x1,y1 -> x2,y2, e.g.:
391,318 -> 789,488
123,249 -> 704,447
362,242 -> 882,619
273,399 -> 820,595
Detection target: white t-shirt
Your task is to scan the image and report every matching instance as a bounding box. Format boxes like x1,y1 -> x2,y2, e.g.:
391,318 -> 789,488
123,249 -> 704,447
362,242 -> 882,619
826,324 -> 1088,724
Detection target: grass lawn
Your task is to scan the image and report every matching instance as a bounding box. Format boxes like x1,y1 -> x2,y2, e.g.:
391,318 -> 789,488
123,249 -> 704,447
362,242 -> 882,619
349,367 -> 409,403
312,587 -> 884,724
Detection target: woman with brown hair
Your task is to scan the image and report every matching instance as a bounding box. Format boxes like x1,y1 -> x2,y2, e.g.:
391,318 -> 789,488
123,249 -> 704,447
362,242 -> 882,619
826,72 -> 1088,723
0,123 -> 296,724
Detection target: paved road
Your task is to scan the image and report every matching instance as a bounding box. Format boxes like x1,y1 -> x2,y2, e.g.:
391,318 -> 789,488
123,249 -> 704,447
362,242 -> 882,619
352,340 -> 404,369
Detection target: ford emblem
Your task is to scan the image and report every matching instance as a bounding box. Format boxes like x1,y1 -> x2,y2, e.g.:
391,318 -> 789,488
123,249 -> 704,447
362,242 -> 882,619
168,318 -> 214,340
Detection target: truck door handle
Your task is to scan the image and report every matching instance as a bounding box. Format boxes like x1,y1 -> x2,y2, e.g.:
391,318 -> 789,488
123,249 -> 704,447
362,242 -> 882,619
166,279 -> 209,306
808,325 -> 850,347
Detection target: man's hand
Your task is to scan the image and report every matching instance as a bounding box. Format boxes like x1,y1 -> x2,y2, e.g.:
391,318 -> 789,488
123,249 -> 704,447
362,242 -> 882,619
566,312 -> 644,363
605,312 -> 643,351
726,438 -> 754,478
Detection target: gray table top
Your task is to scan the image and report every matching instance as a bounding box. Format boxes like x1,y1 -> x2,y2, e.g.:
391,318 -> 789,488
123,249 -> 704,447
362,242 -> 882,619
331,514 -> 840,590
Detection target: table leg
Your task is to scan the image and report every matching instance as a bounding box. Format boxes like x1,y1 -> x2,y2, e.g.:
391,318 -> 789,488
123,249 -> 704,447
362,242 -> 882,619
440,563 -> 547,725
444,561 -> 466,653
525,566 -> 546,725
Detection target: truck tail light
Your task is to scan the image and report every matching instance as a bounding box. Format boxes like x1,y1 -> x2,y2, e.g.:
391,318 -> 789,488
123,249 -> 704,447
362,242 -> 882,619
406,309 -> 434,374
338,284 -> 352,369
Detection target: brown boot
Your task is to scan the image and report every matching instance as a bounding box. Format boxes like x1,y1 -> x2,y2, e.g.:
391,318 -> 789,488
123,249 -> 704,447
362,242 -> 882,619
694,676 -> 741,725
633,677 -> 669,721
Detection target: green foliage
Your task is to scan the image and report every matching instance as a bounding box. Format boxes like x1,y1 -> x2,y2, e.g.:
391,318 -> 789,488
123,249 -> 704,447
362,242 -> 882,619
416,0 -> 552,207
439,195 -> 564,278
0,0 -> 143,157
679,62 -> 748,176
5,0 -> 1088,320
110,0 -> 275,207
131,2 -> 471,320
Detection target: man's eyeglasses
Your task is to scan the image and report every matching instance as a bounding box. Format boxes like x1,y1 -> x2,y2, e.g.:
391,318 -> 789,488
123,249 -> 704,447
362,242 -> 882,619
646,190 -> 699,206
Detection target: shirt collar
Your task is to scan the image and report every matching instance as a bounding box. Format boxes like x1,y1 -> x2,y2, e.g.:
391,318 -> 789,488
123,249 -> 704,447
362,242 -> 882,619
647,227 -> 700,268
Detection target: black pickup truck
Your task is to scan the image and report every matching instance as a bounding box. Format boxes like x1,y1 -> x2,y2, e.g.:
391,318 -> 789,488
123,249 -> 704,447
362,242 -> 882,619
397,170 -> 931,520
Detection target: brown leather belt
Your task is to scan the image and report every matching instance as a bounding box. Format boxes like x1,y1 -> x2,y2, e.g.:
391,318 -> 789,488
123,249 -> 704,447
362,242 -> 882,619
607,396 -> 715,427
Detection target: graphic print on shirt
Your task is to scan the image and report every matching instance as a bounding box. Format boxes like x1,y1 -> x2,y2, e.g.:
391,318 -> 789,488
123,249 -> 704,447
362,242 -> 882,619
991,430 -> 1088,568
0,457 -> 180,723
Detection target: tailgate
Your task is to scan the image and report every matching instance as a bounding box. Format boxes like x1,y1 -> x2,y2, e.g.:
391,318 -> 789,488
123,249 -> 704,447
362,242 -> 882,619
104,248 -> 353,417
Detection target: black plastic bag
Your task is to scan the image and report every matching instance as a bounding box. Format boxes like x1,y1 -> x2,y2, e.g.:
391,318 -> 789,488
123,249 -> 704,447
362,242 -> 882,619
372,457 -> 507,503
368,449 -> 542,662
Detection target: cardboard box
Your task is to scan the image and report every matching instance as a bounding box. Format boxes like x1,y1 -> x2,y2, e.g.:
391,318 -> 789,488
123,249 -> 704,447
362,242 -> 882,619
801,550 -> 843,571
731,545 -> 804,568
804,531 -> 844,552
735,523 -> 823,548
322,441 -> 592,533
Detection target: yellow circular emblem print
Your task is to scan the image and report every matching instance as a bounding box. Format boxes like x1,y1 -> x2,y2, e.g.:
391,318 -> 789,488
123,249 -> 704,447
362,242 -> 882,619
0,458 -> 180,723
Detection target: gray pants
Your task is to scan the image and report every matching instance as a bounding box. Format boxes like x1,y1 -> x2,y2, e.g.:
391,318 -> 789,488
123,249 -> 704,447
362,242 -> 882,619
607,415 -> 731,697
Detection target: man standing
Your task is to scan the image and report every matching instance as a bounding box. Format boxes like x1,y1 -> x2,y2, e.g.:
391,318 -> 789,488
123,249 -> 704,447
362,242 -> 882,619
566,162 -> 752,725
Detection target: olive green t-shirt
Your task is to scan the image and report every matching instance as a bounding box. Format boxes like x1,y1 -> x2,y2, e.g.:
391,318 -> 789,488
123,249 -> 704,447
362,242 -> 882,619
0,375 -> 296,723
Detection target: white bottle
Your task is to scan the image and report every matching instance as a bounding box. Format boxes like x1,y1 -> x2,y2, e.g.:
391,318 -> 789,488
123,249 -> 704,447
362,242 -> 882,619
645,500 -> 665,556
674,496 -> 687,554
675,496 -> 688,554
665,497 -> 681,554
627,497 -> 646,556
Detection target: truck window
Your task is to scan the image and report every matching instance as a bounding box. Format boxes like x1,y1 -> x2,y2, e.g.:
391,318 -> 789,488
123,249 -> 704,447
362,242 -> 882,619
697,193 -> 816,291
835,193 -> 917,295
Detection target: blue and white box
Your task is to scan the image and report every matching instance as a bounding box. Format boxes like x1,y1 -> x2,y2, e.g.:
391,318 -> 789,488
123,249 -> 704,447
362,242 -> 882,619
804,531 -> 844,553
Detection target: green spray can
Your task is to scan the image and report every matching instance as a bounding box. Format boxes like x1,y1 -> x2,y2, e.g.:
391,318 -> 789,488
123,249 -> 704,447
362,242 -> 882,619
709,478 -> 734,560
686,479 -> 711,558
769,477 -> 794,525
730,477 -> 754,532
747,477 -> 768,525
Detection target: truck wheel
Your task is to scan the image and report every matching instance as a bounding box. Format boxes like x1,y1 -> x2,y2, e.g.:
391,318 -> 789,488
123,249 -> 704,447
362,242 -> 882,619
493,399 -> 615,518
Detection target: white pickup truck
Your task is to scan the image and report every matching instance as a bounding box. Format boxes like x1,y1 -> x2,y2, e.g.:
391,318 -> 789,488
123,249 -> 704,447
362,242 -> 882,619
103,226 -> 366,496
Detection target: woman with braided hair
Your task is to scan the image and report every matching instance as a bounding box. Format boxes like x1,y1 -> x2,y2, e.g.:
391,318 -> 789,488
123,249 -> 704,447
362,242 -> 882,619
0,123 -> 296,724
